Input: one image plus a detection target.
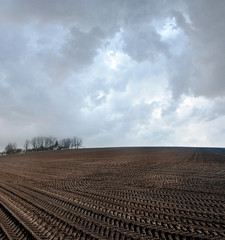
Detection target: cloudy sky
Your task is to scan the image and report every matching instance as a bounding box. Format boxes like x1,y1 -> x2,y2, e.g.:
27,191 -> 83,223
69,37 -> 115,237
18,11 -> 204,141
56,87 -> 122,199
0,0 -> 225,150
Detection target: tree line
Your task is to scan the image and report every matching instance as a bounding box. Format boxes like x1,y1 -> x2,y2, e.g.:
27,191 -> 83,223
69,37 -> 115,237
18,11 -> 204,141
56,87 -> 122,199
3,136 -> 83,155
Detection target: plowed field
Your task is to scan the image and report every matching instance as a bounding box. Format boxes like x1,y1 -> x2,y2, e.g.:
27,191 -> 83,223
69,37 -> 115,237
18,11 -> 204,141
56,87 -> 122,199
0,147 -> 225,240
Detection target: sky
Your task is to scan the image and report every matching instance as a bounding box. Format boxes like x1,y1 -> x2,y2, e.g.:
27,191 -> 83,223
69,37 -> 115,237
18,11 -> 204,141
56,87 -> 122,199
0,0 -> 225,150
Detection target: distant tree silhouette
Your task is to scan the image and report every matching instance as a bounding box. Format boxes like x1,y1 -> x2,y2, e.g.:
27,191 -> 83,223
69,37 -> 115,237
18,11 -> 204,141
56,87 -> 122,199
3,135 -> 83,155
24,139 -> 30,152
5,143 -> 17,154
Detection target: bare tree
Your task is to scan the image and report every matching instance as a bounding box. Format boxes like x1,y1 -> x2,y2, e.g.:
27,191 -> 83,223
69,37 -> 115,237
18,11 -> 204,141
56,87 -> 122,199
71,137 -> 77,149
12,142 -> 17,150
31,137 -> 37,150
71,137 -> 82,149
76,137 -> 83,148
65,138 -> 71,149
37,136 -> 44,148
44,137 -> 50,148
28,136 -> 82,151
59,138 -> 71,149
24,139 -> 30,152
44,136 -> 56,148
50,137 -> 57,147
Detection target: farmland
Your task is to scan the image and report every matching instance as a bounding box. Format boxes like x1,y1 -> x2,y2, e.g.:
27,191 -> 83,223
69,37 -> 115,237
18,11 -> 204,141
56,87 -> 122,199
0,147 -> 225,240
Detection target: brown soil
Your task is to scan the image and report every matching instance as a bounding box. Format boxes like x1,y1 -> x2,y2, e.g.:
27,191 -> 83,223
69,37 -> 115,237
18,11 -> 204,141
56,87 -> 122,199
0,147 -> 224,240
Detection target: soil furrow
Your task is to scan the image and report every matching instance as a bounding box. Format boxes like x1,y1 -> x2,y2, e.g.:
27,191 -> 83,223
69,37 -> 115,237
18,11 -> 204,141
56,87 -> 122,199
0,147 -> 224,240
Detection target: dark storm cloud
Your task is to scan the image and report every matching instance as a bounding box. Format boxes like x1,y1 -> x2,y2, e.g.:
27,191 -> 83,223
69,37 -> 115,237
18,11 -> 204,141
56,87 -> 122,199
59,26 -> 106,73
0,0 -> 175,64
172,0 -> 225,98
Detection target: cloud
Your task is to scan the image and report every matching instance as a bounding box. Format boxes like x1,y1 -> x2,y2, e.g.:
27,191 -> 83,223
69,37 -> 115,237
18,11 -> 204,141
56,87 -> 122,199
58,26 -> 106,74
173,0 -> 225,98
0,0 -> 225,150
